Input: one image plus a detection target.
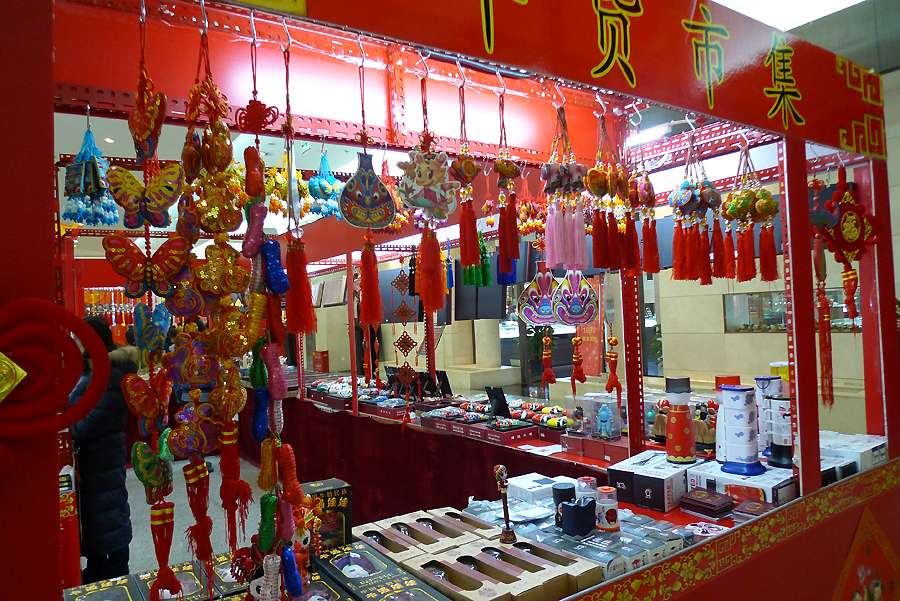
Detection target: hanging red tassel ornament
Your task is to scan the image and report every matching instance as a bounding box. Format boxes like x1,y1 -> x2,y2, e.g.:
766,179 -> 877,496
571,336 -> 586,395
814,238 -> 834,406
736,226 -> 750,282
498,200 -> 513,274
265,292 -> 287,345
622,213 -> 638,272
723,223 -> 736,279
507,191 -> 520,260
285,234 -> 317,336
605,336 -> 622,409
687,220 -> 702,281
642,216 -> 660,274
672,218 -> 685,280
358,231 -> 383,329
745,224 -> 757,280
711,218 -> 725,278
843,265 -> 859,323
219,423 -> 253,554
149,502 -> 182,601
418,227 -> 444,314
592,208 -> 609,269
606,211 -> 621,270
699,222 -> 713,285
184,459 -> 214,598
759,224 -> 779,281
541,330 -> 556,387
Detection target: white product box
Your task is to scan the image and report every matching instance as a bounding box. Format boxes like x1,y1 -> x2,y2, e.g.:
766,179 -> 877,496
607,450 -> 690,513
687,461 -> 798,506
819,431 -> 888,472
507,472 -> 578,504
820,456 -> 858,486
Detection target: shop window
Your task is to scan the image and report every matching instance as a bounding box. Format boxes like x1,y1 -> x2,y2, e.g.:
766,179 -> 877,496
723,289 -> 861,333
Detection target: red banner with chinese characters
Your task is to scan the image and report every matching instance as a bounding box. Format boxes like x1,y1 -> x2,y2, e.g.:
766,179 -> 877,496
306,0 -> 885,158
576,276 -> 603,377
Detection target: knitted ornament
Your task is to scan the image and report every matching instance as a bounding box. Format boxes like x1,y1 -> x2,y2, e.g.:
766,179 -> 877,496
418,227 -> 445,313
275,443 -> 306,505
258,438 -> 279,490
149,502 -> 182,601
219,424 -> 253,553
184,458 -> 214,596
358,231 -> 383,329
257,493 -> 279,554
265,293 -> 287,345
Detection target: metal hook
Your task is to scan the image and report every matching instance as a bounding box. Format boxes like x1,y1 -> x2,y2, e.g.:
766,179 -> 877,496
596,92 -> 607,115
483,159 -> 493,176
139,0 -> 146,24
199,0 -> 208,35
497,70 -> 506,95
321,136 -> 326,155
554,81 -> 566,106
628,102 -> 642,126
280,16 -> 293,52
684,113 -> 696,131
417,50 -> 430,79
837,151 -> 846,166
357,34 -> 366,67
456,58 -> 467,87
249,10 -> 257,47
86,104 -> 91,131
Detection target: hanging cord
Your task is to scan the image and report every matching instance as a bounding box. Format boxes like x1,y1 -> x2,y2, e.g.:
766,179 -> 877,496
498,92 -> 508,153
458,84 -> 467,149
357,35 -> 368,152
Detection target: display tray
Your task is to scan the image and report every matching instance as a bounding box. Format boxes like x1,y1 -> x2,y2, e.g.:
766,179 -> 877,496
485,420 -> 533,431
458,416 -> 490,425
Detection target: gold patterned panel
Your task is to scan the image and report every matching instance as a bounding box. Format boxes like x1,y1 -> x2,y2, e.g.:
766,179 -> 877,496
836,56 -> 883,106
60,491 -> 77,519
839,113 -> 886,158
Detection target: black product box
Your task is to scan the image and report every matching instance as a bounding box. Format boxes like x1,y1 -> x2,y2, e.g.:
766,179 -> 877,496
203,552 -> 246,598
314,541 -> 454,601
64,575 -> 142,601
134,561 -> 214,601
303,478 -> 352,550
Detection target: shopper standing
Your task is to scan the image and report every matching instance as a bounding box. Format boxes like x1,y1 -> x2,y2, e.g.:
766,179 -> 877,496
69,316 -> 135,584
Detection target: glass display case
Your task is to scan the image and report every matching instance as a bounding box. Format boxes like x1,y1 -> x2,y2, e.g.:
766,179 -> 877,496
723,289 -> 862,333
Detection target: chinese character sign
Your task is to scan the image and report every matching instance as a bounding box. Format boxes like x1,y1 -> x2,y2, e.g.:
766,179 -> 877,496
591,0 -> 643,87
765,34 -> 805,129
682,3 -> 730,110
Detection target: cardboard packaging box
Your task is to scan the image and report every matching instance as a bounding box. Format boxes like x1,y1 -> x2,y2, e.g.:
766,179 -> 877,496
687,461 -> 798,506
820,456 -> 859,486
353,523 -> 427,563
464,423 -> 487,440
425,507 -> 504,540
134,561 -> 213,601
819,431 -> 888,472
63,575 -> 143,601
607,451 -> 689,513
204,552 -> 246,598
314,541 -> 455,601
507,473 -> 579,504
449,421 -> 467,436
375,511 -> 482,554
484,425 -> 538,446
303,478 -> 352,550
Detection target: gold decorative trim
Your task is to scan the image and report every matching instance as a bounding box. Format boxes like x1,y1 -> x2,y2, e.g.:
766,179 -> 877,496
836,57 -> 883,107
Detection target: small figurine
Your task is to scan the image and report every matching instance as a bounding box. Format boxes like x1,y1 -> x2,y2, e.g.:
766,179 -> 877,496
494,464 -> 517,544
596,403 -> 613,439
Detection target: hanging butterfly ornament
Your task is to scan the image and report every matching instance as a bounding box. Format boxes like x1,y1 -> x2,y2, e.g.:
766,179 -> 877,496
813,164 -> 880,324
62,111 -> 118,226
450,65 -> 483,284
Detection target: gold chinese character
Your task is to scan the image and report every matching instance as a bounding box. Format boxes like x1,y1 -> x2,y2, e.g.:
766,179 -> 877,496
391,583 -> 405,590
404,580 -> 417,587
590,0 -> 643,87
377,586 -> 391,594
481,0 -> 528,54
367,593 -> 378,598
339,497 -> 348,508
682,4 -> 730,109
327,497 -> 337,507
764,34 -> 805,129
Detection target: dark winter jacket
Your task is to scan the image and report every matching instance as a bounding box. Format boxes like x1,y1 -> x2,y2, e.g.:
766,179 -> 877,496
70,346 -> 137,558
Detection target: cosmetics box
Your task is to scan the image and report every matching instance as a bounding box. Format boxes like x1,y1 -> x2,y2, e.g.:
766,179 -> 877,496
63,575 -> 143,601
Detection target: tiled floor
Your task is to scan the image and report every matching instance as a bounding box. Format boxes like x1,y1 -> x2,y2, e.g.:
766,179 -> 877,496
126,458 -> 263,574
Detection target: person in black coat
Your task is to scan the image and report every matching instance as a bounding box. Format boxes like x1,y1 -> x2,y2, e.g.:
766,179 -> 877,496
70,316 -> 136,584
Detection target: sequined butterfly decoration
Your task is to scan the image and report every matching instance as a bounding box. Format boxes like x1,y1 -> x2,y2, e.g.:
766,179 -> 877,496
103,233 -> 191,298
339,153 -> 396,228
132,428 -> 175,503
106,163 -> 185,228
134,302 -> 171,352
123,369 -> 172,436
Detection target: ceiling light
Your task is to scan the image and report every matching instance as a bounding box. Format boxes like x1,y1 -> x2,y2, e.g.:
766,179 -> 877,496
104,137 -> 114,143
625,123 -> 670,148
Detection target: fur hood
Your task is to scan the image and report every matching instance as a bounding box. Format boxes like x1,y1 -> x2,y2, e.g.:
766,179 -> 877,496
108,345 -> 140,365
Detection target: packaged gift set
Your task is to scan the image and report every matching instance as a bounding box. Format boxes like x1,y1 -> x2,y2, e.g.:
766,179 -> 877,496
304,478 -> 353,550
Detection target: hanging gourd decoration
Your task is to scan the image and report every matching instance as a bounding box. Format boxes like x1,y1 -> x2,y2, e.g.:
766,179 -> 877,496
814,165 -> 880,326
667,134 -> 714,283
452,69 -> 483,284
309,152 -> 343,217
638,171 -> 660,273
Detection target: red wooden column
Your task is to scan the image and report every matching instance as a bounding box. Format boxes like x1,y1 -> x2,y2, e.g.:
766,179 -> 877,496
781,137 -> 820,495
620,274 -> 645,457
854,161 -> 900,450
0,0 -> 63,598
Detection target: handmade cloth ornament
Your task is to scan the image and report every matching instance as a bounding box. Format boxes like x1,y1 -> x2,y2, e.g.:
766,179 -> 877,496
129,65 -> 167,163
169,397 -> 221,457
107,164 -> 184,229
209,360 -> 248,420
63,128 -> 117,225
132,437 -> 174,504
552,271 -> 599,325
134,302 -> 171,352
339,153 -> 396,228
148,502 -> 182,601
261,240 -> 290,295
191,234 -> 250,297
176,193 -> 201,245
193,165 -> 245,233
123,369 -> 171,436
517,262 -> 559,326
397,150 -> 460,222
103,233 -> 191,298
308,153 -> 342,217
243,202 -> 268,258
219,423 -> 253,553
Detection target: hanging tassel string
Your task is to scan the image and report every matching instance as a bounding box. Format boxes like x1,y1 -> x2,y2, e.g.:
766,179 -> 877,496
358,231 -> 383,328
699,222 -> 713,285
149,502 -> 182,601
571,336 -> 586,395
184,459 -> 214,600
642,217 -> 660,274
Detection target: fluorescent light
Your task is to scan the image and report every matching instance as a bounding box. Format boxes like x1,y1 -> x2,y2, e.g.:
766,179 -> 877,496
626,124 -> 669,148
713,0 -> 865,31
104,137 -> 114,143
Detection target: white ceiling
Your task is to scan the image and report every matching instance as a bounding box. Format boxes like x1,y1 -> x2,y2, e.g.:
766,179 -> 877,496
714,0 -> 866,31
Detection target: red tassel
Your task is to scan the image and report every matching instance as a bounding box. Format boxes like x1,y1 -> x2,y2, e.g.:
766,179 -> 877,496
711,219 -> 725,278
759,225 -> 780,281
843,265 -> 859,322
184,459 -> 214,600
607,214 -> 621,271
629,214 -> 642,276
745,225 -> 757,281
724,225 -> 736,279
149,502 -> 182,601
219,424 -> 252,554
498,203 -> 512,274
592,209 -> 608,269
571,336 -> 586,395
642,218 -> 660,274
286,235 -> 317,336
817,283 -> 835,406
541,331 -> 556,387
460,201 -> 477,268
672,220 -> 685,280
622,213 -> 638,272
358,231 -> 383,329
699,224 -> 712,285
265,292 -> 287,345
419,228 -> 444,313
507,192 -> 520,261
